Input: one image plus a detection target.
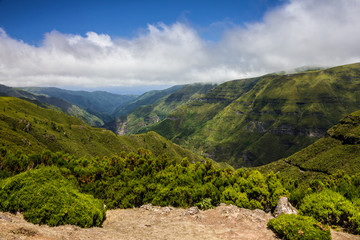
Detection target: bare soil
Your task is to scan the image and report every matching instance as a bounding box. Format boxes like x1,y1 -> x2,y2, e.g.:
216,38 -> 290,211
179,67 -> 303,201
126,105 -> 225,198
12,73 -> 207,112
0,205 -> 359,240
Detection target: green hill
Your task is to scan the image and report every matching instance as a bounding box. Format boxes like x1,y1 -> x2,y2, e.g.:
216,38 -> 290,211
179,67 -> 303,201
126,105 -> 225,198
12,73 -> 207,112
109,83 -> 216,135
148,62 -> 360,167
258,109 -> 360,182
0,96 -> 205,163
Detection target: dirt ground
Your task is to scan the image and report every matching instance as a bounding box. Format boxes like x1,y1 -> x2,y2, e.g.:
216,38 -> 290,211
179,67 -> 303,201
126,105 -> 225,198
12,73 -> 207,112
0,204 -> 359,240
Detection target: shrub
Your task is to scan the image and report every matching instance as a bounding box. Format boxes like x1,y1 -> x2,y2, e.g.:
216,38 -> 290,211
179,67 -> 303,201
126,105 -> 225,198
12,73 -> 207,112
0,166 -> 106,227
195,198 -> 214,210
267,214 -> 331,240
299,189 -> 360,233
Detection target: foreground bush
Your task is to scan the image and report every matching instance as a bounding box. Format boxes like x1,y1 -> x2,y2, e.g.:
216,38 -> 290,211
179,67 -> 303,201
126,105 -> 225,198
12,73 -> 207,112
267,214 -> 331,240
0,149 -> 290,212
0,166 -> 105,227
299,189 -> 360,233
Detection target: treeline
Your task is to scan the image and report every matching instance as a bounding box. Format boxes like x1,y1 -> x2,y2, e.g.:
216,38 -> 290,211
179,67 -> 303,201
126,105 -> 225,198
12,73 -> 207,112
1,147 -> 360,238
0,147 -> 288,210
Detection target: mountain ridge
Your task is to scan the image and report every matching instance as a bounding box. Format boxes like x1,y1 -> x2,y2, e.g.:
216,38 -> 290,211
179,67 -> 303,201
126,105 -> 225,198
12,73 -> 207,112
147,62 -> 360,167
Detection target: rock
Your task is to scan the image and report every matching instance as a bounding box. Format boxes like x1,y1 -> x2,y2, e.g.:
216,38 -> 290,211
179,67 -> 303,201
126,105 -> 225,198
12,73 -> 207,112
162,207 -> 172,214
140,204 -> 173,214
184,206 -> 199,215
273,197 -> 298,217
140,203 -> 154,210
0,214 -> 12,222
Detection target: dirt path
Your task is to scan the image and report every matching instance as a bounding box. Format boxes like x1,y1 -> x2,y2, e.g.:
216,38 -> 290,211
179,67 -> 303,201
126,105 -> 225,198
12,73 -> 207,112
117,120 -> 127,135
0,205 -> 359,240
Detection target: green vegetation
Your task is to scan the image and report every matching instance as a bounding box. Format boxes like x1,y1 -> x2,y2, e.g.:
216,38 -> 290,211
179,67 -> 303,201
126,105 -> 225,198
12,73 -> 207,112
267,214 -> 331,240
108,83 -> 216,135
112,85 -> 185,117
0,166 -> 105,227
0,96 -> 205,163
2,63 -> 360,236
258,110 -> 360,182
0,84 -> 105,127
299,190 -> 360,233
0,148 -> 288,211
148,63 -> 360,167
0,147 -> 288,227
195,198 -> 214,210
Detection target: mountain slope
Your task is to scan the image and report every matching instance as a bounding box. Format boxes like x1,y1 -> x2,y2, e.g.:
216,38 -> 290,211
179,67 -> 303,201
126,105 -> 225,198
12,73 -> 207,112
0,96 -> 205,163
148,62 -> 360,167
110,83 -> 216,135
112,85 -> 185,118
258,109 -> 360,181
0,84 -> 104,127
23,87 -> 136,122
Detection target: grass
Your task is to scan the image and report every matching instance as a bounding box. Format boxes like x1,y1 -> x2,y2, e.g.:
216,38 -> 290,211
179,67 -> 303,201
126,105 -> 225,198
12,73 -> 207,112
147,62 -> 360,167
257,109 -> 360,183
0,96 -> 206,163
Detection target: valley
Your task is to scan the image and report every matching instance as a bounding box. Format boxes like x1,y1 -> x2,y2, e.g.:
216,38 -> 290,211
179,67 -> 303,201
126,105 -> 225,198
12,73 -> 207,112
1,62 -> 360,240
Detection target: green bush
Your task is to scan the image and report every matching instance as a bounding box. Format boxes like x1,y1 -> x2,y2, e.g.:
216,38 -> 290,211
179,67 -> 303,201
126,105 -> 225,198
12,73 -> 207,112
267,214 -> 331,240
299,189 -> 360,233
0,166 -> 105,227
0,148 -> 289,218
195,198 -> 214,210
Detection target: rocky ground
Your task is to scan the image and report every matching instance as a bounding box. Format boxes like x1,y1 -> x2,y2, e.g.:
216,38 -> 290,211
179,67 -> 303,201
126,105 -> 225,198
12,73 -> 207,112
0,204 -> 359,240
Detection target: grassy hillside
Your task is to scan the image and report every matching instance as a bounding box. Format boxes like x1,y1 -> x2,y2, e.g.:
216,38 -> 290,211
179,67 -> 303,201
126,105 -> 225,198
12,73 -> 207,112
113,83 -> 216,135
0,96 -> 205,163
23,87 -> 136,123
148,62 -> 360,167
258,110 -> 360,182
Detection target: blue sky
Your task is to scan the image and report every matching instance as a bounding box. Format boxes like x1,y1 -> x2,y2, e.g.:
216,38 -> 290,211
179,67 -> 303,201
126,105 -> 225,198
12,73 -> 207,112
0,0 -> 360,94
0,0 -> 283,45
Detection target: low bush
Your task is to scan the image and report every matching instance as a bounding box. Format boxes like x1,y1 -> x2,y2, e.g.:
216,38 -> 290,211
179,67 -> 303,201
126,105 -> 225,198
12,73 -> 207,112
195,198 -> 214,210
0,166 -> 105,228
267,214 -> 331,240
299,189 -> 360,233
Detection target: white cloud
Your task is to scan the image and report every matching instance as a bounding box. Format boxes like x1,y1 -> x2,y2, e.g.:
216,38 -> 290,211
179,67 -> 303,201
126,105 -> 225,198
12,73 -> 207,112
0,0 -> 360,88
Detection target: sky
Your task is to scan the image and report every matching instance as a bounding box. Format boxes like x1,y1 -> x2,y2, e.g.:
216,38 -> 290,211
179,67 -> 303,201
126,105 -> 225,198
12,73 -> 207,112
0,0 -> 360,94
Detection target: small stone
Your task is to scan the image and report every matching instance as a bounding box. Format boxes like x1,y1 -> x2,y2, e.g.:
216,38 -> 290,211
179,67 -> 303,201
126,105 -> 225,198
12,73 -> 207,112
0,215 -> 12,222
140,203 -> 154,210
184,206 -> 199,215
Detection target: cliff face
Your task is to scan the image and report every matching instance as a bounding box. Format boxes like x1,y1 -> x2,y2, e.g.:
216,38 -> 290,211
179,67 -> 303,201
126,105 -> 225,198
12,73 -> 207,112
258,109 -> 360,182
149,63 -> 360,167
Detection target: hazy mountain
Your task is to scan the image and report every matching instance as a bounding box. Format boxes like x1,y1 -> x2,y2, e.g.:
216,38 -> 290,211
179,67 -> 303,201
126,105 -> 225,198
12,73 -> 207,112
0,84 -> 104,127
23,87 -> 137,123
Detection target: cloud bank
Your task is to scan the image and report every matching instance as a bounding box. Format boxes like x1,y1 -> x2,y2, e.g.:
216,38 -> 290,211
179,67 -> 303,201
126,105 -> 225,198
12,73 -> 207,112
1,0 -> 360,88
